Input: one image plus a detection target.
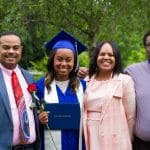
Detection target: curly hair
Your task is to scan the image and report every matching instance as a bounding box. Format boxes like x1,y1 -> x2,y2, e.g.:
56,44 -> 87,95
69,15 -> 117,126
89,41 -> 123,78
45,50 -> 80,93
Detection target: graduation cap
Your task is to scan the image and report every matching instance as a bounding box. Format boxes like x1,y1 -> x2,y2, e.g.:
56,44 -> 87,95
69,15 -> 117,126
45,30 -> 87,55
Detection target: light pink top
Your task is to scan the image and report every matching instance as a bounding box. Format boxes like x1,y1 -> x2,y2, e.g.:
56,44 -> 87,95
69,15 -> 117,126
83,73 -> 136,150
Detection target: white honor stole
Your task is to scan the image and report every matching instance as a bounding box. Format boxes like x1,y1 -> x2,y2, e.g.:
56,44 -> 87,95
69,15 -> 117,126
44,79 -> 84,150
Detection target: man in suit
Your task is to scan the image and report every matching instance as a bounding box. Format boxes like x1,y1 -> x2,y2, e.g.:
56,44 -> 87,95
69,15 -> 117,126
0,31 -> 40,150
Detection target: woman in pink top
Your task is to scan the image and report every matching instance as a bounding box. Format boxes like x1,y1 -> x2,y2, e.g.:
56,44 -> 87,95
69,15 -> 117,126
83,41 -> 136,150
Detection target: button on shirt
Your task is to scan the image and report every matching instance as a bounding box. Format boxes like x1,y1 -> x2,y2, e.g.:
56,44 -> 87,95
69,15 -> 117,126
0,64 -> 36,145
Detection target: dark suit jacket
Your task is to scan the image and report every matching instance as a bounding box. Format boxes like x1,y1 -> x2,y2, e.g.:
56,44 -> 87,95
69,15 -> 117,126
0,67 -> 40,150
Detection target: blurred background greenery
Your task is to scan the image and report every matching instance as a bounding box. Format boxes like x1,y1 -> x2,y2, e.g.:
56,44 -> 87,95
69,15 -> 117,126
1,0 -> 149,79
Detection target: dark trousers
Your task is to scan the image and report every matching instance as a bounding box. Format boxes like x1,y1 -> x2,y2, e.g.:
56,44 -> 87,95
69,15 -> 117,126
133,135 -> 150,150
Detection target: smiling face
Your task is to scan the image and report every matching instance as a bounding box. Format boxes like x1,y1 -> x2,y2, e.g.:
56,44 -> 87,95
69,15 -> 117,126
97,43 -> 115,75
53,48 -> 74,81
0,34 -> 22,69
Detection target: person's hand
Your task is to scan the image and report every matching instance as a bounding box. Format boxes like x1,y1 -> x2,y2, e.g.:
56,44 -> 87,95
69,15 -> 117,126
39,111 -> 49,125
78,67 -> 89,79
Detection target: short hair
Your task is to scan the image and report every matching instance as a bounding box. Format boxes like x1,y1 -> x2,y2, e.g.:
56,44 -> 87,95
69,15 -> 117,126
89,41 -> 123,78
0,31 -> 22,43
143,30 -> 150,46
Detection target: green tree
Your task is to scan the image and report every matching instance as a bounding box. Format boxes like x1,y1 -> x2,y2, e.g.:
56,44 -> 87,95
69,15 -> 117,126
1,0 -> 149,69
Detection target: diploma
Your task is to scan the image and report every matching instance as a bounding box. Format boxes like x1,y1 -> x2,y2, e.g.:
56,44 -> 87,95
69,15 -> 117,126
44,103 -> 80,130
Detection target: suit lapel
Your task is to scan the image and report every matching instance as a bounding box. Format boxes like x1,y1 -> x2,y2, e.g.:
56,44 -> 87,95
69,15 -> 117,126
0,68 -> 34,122
20,67 -> 32,84
21,68 -> 40,138
0,70 -> 12,121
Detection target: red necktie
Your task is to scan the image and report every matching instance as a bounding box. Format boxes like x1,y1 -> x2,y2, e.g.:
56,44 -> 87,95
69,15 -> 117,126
11,71 -> 30,144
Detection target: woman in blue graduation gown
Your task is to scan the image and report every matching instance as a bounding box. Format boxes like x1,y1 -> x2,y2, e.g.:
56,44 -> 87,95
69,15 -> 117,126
36,31 -> 87,150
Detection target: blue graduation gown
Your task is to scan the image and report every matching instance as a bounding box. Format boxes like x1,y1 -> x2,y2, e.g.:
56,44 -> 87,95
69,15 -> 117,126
36,77 -> 86,150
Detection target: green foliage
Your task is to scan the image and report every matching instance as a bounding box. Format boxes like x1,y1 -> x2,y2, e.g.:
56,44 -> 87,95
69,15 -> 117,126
79,52 -> 89,67
29,54 -> 48,80
124,48 -> 146,67
29,54 -> 48,72
1,0 -> 149,70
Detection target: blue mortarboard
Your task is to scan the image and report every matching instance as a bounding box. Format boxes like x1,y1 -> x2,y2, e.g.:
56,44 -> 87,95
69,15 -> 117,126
45,30 -> 87,55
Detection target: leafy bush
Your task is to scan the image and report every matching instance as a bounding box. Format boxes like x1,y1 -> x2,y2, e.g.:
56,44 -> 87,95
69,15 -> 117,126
79,52 -> 89,67
29,54 -> 48,73
124,48 -> 146,67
